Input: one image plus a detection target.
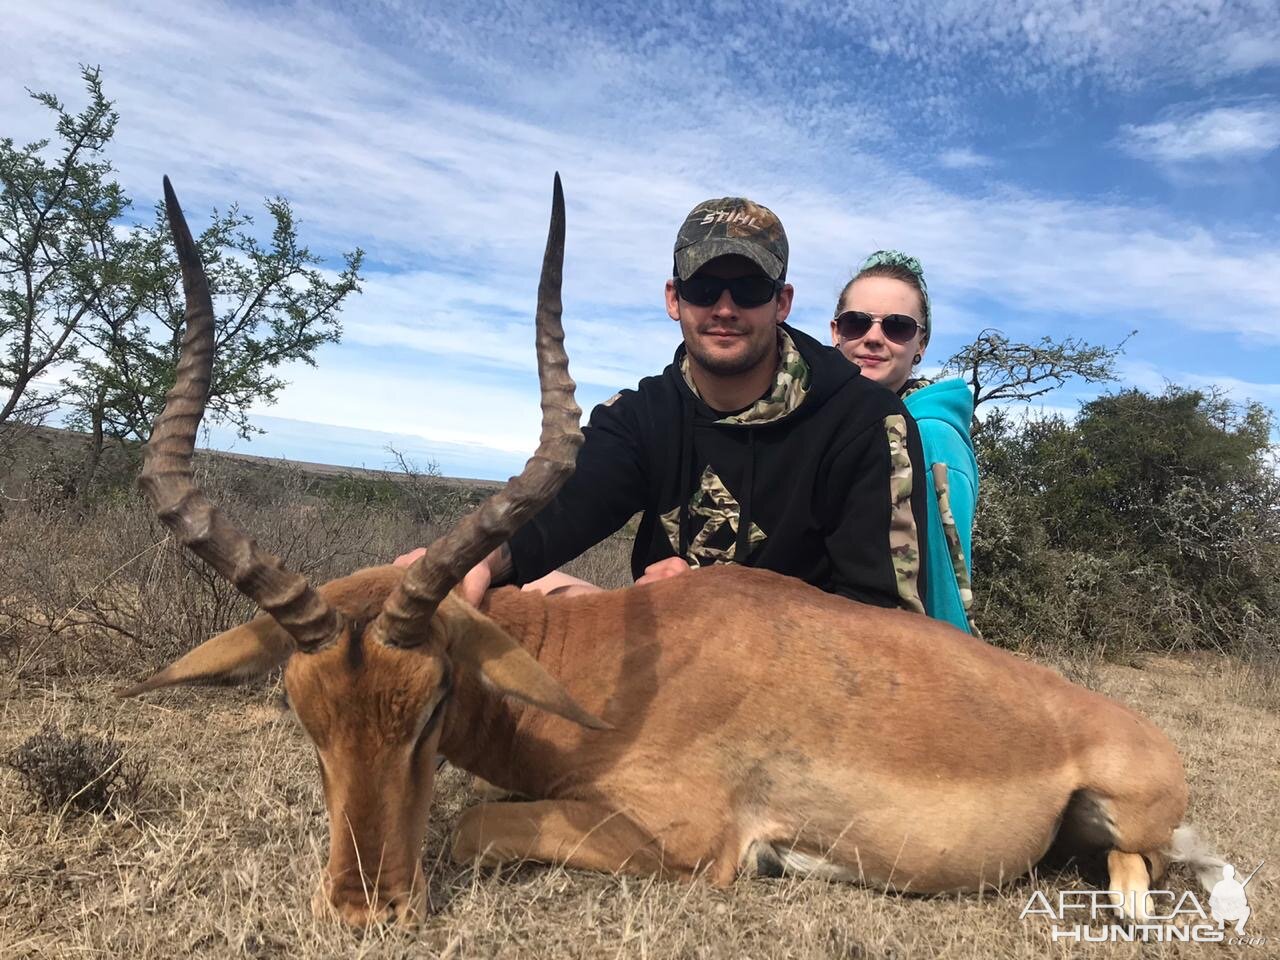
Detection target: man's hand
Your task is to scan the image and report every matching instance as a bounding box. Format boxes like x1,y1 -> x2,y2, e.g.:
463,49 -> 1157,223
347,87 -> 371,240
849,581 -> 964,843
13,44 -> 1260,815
395,544 -> 512,608
394,547 -> 426,568
460,555 -> 496,607
635,556 -> 691,586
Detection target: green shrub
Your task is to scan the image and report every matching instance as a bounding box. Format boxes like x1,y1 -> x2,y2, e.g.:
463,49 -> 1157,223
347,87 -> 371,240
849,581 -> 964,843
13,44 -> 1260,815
971,387 -> 1280,660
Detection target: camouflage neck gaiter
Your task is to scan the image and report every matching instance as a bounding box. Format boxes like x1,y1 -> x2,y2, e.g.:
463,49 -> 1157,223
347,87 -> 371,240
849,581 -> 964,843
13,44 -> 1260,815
681,328 -> 811,425
898,377 -> 935,401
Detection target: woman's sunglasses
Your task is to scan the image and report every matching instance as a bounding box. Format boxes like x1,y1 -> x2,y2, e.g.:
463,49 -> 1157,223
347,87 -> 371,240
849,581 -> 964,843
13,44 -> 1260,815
833,310 -> 922,345
676,274 -> 781,308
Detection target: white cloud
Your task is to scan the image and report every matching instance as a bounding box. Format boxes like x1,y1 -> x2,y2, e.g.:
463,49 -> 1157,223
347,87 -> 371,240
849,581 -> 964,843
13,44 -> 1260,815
1215,29 -> 1280,77
1179,373 -> 1280,410
251,362 -> 545,454
1115,359 -> 1170,395
4,0 -> 1280,471
937,148 -> 994,170
1115,361 -> 1280,415
335,267 -> 676,390
1119,102 -> 1280,164
778,0 -> 1280,110
973,400 -> 1080,430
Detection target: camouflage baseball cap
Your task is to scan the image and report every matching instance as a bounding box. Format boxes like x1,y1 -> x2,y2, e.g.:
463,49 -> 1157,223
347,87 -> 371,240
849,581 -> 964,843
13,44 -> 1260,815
673,197 -> 789,282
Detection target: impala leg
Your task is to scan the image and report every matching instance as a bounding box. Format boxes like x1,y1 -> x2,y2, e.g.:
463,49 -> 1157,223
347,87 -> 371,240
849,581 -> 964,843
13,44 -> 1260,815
469,774 -> 522,801
1107,850 -> 1154,922
451,800 -> 684,879
1145,849 -> 1167,884
1076,725 -> 1188,926
1098,793 -> 1176,923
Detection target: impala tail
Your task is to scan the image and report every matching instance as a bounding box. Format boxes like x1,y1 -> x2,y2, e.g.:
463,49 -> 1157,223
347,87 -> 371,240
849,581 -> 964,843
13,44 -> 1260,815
1164,824 -> 1227,892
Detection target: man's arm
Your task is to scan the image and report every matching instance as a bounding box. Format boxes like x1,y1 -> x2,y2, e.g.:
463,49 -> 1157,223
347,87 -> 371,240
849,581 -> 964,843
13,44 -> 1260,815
396,394 -> 650,602
823,411 -> 930,611
504,392 -> 650,583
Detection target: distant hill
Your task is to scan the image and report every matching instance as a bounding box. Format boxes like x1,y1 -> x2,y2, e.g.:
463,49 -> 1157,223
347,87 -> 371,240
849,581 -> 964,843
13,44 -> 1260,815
0,424 -> 504,504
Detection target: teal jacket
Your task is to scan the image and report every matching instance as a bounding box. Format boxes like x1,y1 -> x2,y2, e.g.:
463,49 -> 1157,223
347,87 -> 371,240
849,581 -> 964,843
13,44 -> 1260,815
902,378 -> 978,633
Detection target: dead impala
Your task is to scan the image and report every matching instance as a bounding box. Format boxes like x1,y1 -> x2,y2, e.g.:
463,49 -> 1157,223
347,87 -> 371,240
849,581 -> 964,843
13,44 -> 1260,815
125,175 -> 1215,927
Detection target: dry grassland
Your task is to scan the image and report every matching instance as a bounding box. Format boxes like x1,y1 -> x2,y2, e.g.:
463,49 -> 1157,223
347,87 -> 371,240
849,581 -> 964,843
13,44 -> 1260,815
0,451 -> 1276,959
0,655 -> 1274,959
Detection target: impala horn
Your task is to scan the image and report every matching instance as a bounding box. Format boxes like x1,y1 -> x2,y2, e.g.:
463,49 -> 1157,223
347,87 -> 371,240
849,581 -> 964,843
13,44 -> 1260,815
138,177 -> 341,652
375,173 -> 581,648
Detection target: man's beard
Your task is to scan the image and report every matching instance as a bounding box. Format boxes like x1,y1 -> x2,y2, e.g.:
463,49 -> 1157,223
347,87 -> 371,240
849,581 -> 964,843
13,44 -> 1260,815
686,330 -> 777,377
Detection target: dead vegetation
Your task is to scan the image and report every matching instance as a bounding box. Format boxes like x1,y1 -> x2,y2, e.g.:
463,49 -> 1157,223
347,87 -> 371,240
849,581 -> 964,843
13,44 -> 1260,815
0,450 -> 1276,958
3,723 -> 148,816
2,656 -> 1274,958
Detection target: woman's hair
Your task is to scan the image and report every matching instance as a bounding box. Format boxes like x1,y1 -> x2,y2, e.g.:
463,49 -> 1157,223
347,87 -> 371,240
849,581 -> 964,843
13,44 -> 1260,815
836,250 -> 931,347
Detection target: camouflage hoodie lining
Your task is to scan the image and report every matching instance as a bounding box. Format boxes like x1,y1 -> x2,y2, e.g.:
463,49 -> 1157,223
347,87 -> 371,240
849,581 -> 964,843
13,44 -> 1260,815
679,328 -> 811,424
899,377 -> 934,401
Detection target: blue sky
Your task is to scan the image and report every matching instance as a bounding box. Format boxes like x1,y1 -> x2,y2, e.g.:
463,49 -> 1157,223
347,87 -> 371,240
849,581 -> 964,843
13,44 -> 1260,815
5,0 -> 1279,479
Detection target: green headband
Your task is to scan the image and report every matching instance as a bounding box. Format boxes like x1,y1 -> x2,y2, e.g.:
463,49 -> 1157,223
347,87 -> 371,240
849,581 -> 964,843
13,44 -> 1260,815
858,249 -> 930,343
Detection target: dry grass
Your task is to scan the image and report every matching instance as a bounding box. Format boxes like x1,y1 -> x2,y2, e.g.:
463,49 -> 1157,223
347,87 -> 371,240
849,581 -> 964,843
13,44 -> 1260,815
0,453 -> 1276,958
1,656 -> 1275,958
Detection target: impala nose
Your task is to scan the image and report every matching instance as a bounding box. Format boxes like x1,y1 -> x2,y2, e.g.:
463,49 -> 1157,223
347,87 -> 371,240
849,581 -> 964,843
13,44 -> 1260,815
381,890 -> 426,926
313,878 -> 427,927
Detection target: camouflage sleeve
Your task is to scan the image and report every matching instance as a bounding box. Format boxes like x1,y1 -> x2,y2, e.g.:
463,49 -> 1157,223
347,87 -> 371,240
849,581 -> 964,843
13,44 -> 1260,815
884,414 -> 926,614
506,390 -> 649,584
822,410 -> 930,612
932,462 -> 980,636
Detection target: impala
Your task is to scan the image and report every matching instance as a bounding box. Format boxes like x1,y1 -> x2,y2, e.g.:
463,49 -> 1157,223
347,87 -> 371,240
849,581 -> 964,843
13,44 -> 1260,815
126,175 -> 1216,927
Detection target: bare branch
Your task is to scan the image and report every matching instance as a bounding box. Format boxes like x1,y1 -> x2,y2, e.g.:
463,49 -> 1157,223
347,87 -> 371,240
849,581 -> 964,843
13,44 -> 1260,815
941,327 -> 1131,414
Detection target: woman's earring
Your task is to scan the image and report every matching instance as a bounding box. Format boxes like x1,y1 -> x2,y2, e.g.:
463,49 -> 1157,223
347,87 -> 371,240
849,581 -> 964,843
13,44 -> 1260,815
912,353 -> 922,365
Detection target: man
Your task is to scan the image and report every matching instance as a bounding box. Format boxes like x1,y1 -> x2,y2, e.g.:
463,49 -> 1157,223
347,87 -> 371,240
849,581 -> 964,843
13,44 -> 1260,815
402,197 -> 930,612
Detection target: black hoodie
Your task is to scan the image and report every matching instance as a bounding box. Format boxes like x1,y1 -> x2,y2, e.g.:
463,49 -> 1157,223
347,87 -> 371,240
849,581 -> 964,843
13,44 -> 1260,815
508,323 -> 929,611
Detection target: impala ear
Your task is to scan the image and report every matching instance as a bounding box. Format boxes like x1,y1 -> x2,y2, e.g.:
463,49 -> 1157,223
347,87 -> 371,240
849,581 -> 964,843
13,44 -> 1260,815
118,614 -> 296,697
439,597 -> 611,731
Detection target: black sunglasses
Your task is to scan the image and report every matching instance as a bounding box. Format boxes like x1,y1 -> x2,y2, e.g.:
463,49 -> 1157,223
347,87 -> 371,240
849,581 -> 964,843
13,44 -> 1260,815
833,310 -> 922,345
676,274 -> 781,308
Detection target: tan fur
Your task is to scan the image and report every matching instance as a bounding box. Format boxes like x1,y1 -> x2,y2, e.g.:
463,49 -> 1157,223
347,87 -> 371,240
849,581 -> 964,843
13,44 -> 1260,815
125,562 -> 1188,924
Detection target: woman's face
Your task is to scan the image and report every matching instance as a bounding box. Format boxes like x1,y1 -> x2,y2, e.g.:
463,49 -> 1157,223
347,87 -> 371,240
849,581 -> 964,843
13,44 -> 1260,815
831,275 -> 927,394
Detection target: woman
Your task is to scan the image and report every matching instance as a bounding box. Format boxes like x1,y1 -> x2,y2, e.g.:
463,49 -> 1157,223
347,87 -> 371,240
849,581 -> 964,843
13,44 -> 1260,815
831,250 -> 979,635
